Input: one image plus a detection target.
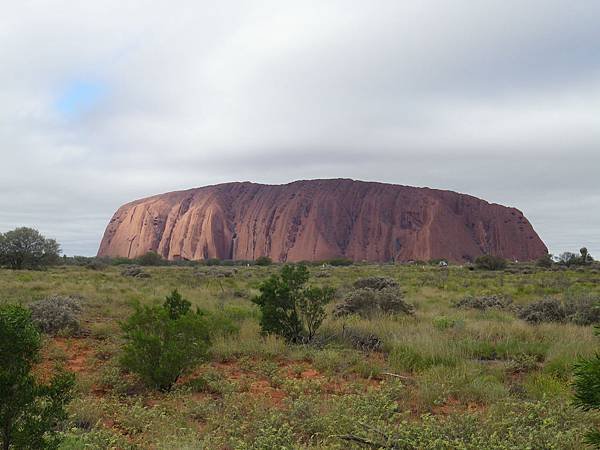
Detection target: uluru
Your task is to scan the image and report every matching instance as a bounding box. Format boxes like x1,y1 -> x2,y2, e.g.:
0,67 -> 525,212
97,179 -> 547,263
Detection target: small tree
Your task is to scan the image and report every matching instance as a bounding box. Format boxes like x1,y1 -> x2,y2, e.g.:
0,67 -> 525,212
559,252 -> 580,267
252,264 -> 334,343
580,247 -> 594,265
0,228 -> 61,270
573,326 -> 600,446
120,291 -> 210,391
0,305 -> 74,450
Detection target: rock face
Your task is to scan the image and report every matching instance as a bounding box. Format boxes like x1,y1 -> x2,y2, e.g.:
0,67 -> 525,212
97,179 -> 547,263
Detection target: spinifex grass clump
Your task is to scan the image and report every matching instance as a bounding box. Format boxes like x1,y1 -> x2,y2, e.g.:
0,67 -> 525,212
29,295 -> 82,335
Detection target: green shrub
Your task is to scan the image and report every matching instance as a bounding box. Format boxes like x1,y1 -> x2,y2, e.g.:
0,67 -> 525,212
0,304 -> 74,450
474,255 -> 507,271
163,289 -> 191,319
29,295 -> 82,335
136,251 -> 165,266
573,325 -> 600,446
120,302 -> 211,391
252,264 -> 334,343
254,256 -> 272,266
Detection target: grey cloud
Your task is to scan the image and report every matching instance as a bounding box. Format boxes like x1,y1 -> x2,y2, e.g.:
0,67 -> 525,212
0,0 -> 598,257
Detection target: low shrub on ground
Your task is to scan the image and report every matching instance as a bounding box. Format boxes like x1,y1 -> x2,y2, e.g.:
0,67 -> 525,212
254,256 -> 272,266
334,287 -> 413,318
453,295 -> 512,310
564,293 -> 600,325
353,276 -> 398,290
121,265 -> 150,278
518,296 -> 600,325
29,295 -> 82,335
474,255 -> 507,271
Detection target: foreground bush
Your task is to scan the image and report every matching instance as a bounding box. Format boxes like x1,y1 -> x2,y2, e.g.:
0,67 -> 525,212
29,295 -> 82,335
120,290 -> 211,391
252,264 -> 334,343
334,287 -> 413,318
573,325 -> 600,446
0,304 -> 74,450
474,255 -> 507,271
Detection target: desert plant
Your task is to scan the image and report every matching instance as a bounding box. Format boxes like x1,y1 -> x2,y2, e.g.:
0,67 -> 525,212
28,295 -> 82,335
334,287 -> 413,318
120,302 -> 211,391
573,326 -> 600,447
0,227 -> 61,270
353,276 -> 398,290
120,266 -> 150,278
474,255 -> 507,271
453,295 -> 512,310
135,251 -> 165,266
564,294 -> 600,326
536,253 -> 554,268
252,264 -> 334,343
0,304 -> 74,450
163,289 -> 191,319
518,298 -> 566,324
254,256 -> 273,266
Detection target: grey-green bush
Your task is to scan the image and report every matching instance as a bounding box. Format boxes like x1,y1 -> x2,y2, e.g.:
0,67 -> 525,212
29,295 -> 82,335
334,287 -> 413,318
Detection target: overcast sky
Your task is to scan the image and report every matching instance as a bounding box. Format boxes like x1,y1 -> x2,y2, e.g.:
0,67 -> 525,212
1,0 -> 599,257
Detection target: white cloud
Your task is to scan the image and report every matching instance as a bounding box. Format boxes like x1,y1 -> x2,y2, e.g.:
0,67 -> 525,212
1,0 -> 599,256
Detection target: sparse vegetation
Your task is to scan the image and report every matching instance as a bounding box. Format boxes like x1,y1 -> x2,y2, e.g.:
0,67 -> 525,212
1,261 -> 599,447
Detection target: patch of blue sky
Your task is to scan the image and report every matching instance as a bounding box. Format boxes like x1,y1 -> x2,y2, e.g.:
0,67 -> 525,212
55,80 -> 108,119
